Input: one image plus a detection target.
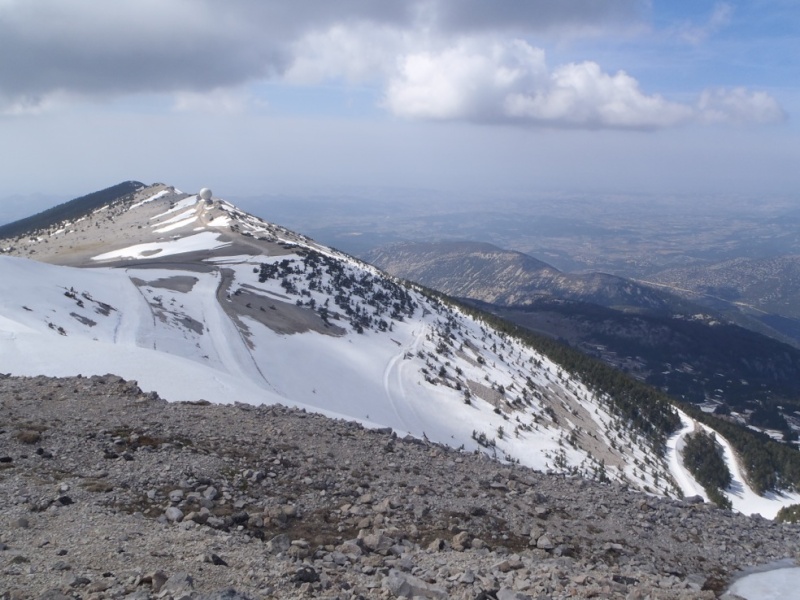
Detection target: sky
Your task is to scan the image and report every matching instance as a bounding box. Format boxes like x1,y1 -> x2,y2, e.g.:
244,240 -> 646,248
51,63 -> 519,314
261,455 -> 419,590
0,0 -> 798,202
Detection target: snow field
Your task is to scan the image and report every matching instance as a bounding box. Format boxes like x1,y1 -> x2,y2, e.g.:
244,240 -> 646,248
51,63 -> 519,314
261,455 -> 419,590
91,231 -> 231,261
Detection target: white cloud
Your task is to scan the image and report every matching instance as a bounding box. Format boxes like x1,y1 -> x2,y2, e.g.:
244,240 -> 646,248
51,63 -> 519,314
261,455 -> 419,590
505,62 -> 693,129
381,37 -> 786,129
384,39 -> 547,121
284,23 -> 406,85
173,88 -> 264,115
383,39 -> 692,129
674,2 -> 733,45
697,88 -> 787,124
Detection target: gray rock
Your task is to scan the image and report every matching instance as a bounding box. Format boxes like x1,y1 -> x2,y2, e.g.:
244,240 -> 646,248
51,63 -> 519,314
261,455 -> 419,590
164,506 -> 184,522
197,589 -> 253,600
266,533 -> 291,554
361,531 -> 394,554
536,534 -> 555,550
452,530 -> 471,551
493,559 -> 512,573
497,588 -> 534,600
528,524 -> 544,542
287,545 -> 309,560
374,497 -> 393,513
38,591 -> 72,600
146,570 -> 169,593
292,566 -> 319,583
69,576 -> 91,587
382,569 -> 448,599
206,516 -> 225,528
427,538 -> 447,552
337,541 -> 362,561
199,552 -> 228,566
157,572 -> 193,599
87,580 -> 112,593
186,510 -> 208,524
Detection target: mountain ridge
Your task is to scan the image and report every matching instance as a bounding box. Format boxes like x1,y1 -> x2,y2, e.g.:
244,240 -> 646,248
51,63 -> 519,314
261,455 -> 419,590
2,182 -> 799,518
0,183 -> 677,492
367,240 -> 800,433
0,180 -> 145,240
365,240 -> 697,312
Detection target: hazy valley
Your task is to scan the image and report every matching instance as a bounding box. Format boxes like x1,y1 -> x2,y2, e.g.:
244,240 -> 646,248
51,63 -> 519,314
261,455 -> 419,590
244,190 -> 800,347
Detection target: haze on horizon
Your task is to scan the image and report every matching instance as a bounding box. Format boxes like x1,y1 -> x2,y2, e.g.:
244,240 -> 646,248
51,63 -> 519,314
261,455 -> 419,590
0,0 -> 797,207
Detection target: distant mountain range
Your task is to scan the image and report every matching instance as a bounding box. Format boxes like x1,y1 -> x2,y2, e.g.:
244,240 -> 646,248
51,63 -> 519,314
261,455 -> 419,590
2,183 -> 800,515
640,255 -> 800,342
366,241 -> 696,312
253,192 -> 800,349
367,240 -> 800,438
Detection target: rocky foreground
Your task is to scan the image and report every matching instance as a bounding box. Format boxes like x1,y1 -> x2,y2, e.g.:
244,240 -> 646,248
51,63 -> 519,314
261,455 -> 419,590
1,374 -> 798,599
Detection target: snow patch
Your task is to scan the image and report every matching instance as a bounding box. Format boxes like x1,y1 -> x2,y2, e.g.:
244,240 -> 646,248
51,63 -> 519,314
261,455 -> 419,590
90,232 -> 231,261
207,215 -> 232,228
150,196 -> 199,220
153,216 -> 198,233
129,189 -> 171,210
725,564 -> 800,600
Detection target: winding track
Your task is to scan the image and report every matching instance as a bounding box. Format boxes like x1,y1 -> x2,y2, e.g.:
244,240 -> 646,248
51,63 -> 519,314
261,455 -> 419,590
665,410 -> 708,501
382,326 -> 428,434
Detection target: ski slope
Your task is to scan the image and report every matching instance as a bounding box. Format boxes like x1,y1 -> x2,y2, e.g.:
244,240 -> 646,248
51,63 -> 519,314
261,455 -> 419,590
666,409 -> 800,518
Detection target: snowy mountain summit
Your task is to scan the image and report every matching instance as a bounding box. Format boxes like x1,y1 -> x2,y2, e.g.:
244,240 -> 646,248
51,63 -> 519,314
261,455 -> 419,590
0,182 -> 756,503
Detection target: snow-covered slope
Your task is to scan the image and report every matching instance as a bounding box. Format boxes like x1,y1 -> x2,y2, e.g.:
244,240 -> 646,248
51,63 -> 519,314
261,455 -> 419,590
666,409 -> 800,518
1,183 -> 794,514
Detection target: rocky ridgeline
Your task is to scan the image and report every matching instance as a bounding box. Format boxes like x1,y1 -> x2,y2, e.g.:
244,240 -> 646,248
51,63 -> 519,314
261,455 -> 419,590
1,375 -> 797,599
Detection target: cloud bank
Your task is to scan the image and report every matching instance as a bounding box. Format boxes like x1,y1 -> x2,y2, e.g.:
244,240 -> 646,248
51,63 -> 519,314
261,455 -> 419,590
382,39 -> 695,129
381,38 -> 785,129
0,0 -> 785,129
